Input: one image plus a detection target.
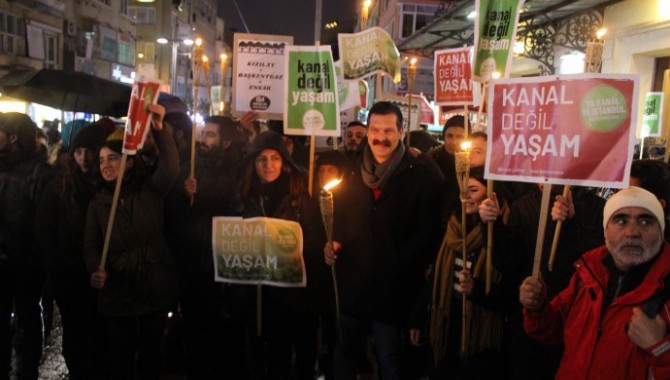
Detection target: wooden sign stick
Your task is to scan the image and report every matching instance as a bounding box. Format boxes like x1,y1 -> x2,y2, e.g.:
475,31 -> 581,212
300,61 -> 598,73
532,184 -> 553,278
98,153 -> 128,271
548,185 -> 570,271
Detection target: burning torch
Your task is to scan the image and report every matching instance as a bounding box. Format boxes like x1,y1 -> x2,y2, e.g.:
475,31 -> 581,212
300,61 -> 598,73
319,178 -> 343,342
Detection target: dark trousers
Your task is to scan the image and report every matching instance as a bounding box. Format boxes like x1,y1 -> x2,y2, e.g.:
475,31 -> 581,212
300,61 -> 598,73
0,262 -> 44,380
234,285 -> 319,380
105,309 -> 167,380
181,280 -> 247,380
334,314 -> 402,380
53,274 -> 107,380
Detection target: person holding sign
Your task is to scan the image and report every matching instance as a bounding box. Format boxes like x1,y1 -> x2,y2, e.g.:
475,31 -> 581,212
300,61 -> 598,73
232,131 -> 326,380
409,166 -> 510,379
323,101 -> 442,380
520,187 -> 670,380
84,104 -> 180,380
165,115 -> 247,379
496,184 -> 605,379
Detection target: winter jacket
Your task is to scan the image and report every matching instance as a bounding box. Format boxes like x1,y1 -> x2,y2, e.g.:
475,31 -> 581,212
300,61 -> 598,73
36,165 -> 100,281
333,148 -> 442,325
524,243 -> 670,380
236,175 -> 328,314
166,145 -> 242,280
0,151 -> 52,267
84,128 -> 179,317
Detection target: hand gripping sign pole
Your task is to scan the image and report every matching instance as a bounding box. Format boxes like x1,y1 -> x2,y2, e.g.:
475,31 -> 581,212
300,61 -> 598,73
319,179 -> 343,343
455,141 -> 471,355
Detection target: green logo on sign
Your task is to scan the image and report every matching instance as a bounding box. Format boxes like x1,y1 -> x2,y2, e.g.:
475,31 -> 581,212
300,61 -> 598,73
580,85 -> 627,132
276,228 -> 298,253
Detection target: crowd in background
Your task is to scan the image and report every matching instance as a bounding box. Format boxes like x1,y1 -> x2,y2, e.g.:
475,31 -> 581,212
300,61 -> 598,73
1,100 -> 670,380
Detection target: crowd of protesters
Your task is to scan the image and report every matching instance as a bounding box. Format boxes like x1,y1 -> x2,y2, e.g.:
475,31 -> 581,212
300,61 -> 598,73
1,100 -> 670,380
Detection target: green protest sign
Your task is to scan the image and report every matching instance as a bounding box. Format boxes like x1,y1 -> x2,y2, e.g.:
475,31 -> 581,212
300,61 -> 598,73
641,92 -> 664,137
338,27 -> 401,83
473,0 -> 525,82
284,46 -> 340,137
212,217 -> 305,287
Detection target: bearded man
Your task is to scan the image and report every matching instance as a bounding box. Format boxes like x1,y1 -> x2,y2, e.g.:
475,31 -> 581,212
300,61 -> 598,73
520,186 -> 670,380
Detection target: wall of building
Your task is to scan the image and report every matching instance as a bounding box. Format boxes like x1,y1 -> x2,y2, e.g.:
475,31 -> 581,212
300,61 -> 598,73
601,0 -> 670,135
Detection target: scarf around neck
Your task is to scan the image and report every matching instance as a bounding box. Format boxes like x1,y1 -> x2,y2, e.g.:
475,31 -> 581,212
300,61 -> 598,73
429,205 -> 508,363
361,142 -> 405,190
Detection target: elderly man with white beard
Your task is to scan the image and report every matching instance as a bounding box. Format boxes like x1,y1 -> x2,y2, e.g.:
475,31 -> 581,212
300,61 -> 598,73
520,186 -> 670,380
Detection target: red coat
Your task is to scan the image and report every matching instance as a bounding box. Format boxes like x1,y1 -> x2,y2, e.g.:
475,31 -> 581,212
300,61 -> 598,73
524,243 -> 670,380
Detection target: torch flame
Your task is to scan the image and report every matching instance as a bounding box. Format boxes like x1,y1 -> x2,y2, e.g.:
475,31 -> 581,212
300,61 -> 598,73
461,141 -> 472,151
492,71 -> 502,79
323,178 -> 342,192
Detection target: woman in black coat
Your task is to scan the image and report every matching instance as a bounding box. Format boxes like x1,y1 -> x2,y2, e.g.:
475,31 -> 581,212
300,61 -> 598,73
233,131 -> 327,380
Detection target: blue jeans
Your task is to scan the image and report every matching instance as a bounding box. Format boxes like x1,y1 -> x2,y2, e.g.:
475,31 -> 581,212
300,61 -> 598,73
334,314 -> 401,380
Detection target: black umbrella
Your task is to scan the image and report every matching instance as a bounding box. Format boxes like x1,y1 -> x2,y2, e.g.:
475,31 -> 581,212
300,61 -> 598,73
0,68 -> 187,117
0,68 -> 132,117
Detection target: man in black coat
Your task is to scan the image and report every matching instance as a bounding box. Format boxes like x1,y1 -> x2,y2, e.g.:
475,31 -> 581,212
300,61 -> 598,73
324,101 -> 442,380
495,185 -> 606,379
0,113 -> 53,380
166,115 -> 246,379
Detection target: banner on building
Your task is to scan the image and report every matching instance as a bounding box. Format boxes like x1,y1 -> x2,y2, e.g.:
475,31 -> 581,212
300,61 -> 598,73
485,74 -> 639,188
375,95 -> 421,132
284,45 -> 340,137
642,92 -> 664,137
123,78 -> 160,155
338,27 -> 401,83
473,0 -> 525,82
212,217 -> 305,287
434,47 -> 477,106
232,33 -> 293,120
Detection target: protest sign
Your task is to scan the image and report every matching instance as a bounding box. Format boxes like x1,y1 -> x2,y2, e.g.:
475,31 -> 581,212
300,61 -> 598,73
473,0 -> 525,82
284,46 -> 340,137
642,92 -> 664,137
376,95 -> 421,132
123,78 -> 160,155
434,47 -> 476,106
335,61 -> 361,110
212,217 -> 305,287
485,74 -> 639,188
232,33 -> 293,120
338,27 -> 401,83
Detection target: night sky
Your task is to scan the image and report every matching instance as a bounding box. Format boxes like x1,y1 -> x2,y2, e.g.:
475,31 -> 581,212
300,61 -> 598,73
217,0 -> 357,46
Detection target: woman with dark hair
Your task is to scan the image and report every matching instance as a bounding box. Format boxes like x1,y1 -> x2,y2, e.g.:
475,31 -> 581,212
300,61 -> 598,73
233,131 -> 326,380
36,123 -> 108,379
84,105 -> 179,380
410,166 -> 511,379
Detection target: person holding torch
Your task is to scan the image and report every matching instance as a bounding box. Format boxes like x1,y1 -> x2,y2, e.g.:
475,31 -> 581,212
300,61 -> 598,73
323,101 -> 442,380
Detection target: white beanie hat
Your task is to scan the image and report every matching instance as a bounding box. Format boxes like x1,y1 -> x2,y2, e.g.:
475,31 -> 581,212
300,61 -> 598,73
603,186 -> 665,232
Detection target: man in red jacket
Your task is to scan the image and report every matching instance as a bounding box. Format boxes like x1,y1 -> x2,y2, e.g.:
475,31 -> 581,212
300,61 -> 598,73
520,186 -> 670,379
